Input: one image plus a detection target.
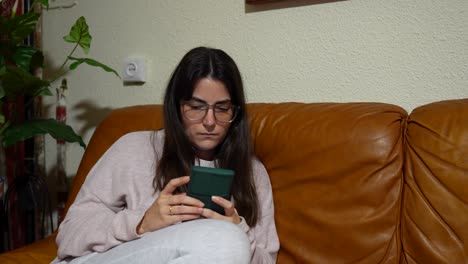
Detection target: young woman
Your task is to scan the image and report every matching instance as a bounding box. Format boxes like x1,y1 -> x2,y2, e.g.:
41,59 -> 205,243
53,47 -> 279,264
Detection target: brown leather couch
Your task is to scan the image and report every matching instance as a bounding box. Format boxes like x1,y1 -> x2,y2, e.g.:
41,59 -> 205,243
1,99 -> 467,263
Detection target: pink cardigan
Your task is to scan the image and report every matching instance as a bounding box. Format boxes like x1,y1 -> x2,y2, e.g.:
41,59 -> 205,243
54,130 -> 279,263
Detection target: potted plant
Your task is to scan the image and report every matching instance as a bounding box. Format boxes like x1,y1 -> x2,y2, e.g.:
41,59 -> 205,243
0,0 -> 119,249
0,0 -> 119,148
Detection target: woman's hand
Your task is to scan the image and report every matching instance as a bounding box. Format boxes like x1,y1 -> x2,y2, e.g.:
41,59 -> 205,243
201,196 -> 241,224
137,176 -> 204,234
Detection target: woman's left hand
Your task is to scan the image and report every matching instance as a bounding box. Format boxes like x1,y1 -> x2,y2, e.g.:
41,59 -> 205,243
201,196 -> 241,224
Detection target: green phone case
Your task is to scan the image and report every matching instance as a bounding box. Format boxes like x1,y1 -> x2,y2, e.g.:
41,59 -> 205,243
188,166 -> 235,215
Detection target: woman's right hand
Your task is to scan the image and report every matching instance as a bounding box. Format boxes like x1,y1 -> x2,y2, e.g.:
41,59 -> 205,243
136,176 -> 204,234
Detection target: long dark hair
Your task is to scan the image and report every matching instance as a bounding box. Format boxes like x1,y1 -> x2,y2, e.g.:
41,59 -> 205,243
154,47 -> 259,226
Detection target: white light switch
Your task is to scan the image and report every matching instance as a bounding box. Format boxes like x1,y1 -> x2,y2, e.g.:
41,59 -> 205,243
122,57 -> 146,83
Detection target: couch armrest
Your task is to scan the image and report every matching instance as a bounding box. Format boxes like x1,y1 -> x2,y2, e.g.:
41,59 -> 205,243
0,234 -> 57,263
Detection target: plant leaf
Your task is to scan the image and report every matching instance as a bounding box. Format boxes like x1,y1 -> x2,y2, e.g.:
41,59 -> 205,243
0,39 -> 16,63
0,55 -> 6,74
1,12 -> 40,44
31,0 -> 49,9
13,45 -> 43,71
63,16 -> 92,54
0,85 -> 5,100
29,48 -> 44,70
2,119 -> 86,148
1,66 -> 50,97
68,56 -> 120,77
33,85 -> 52,97
11,0 -> 19,17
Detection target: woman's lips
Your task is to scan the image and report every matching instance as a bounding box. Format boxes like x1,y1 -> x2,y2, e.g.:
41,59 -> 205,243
199,132 -> 217,137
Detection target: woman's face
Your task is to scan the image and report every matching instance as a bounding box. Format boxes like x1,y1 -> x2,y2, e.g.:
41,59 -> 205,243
181,78 -> 232,160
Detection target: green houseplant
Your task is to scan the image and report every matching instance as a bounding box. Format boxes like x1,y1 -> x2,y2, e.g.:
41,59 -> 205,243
0,0 -> 118,148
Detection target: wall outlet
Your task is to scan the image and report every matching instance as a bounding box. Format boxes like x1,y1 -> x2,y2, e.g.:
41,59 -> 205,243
122,57 -> 146,83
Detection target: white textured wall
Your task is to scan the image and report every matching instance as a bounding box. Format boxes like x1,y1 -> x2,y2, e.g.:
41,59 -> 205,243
41,0 -> 468,177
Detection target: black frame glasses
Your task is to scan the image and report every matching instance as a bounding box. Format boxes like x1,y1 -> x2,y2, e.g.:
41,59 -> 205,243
181,100 -> 239,123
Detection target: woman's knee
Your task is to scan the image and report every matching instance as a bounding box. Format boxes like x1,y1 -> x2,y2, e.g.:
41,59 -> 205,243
181,219 -> 251,262
127,219 -> 251,263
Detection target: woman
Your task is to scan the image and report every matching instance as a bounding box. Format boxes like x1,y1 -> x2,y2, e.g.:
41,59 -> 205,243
53,47 -> 279,264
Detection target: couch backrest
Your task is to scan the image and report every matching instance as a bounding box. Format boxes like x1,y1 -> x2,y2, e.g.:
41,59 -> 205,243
248,103 -> 406,263
65,100 -> 467,263
401,99 -> 468,263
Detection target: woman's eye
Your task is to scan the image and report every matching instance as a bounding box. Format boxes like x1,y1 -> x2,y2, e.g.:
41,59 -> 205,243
215,105 -> 231,112
189,104 -> 206,110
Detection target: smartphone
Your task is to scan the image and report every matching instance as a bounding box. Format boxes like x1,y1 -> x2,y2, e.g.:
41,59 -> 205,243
188,166 -> 235,215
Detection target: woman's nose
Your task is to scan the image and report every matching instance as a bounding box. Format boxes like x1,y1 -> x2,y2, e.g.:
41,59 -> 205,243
203,108 -> 216,127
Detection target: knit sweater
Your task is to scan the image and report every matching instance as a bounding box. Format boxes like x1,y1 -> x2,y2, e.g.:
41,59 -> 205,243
54,130 -> 279,263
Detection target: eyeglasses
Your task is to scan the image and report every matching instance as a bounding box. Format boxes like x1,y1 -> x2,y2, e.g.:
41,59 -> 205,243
181,100 -> 238,123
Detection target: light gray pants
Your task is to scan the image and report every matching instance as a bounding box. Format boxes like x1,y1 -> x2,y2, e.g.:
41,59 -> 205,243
59,219 -> 251,264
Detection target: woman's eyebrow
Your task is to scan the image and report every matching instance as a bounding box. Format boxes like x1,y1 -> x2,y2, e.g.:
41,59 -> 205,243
190,97 -> 207,104
190,97 -> 231,104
